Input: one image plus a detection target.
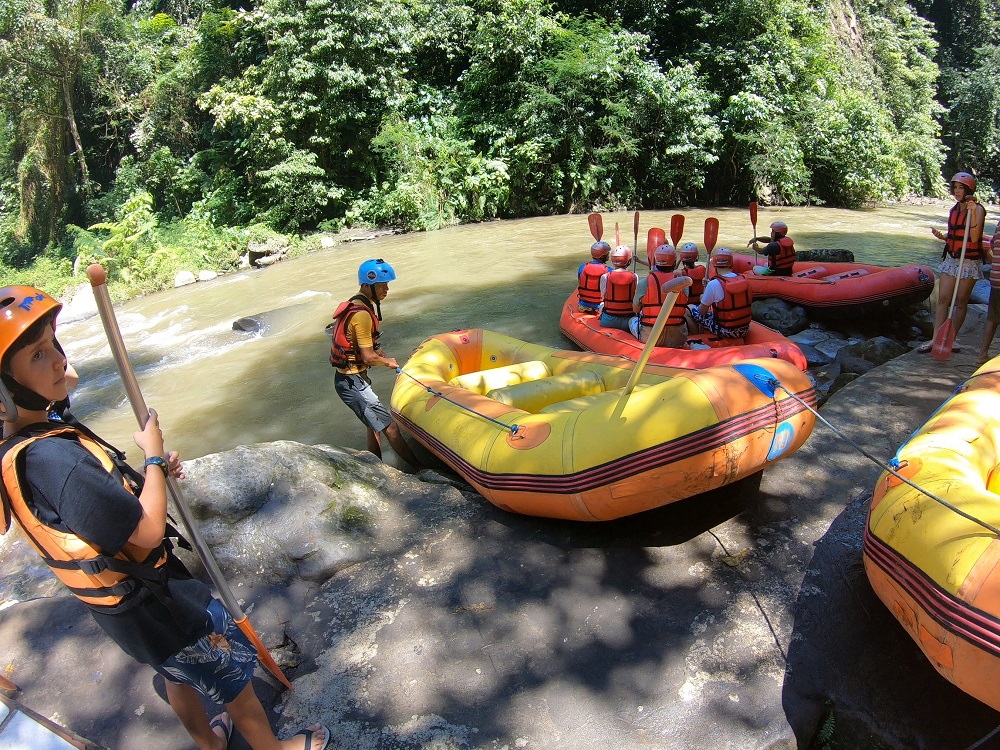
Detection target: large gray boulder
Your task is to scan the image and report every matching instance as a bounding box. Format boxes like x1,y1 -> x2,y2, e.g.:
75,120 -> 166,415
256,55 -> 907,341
794,249 -> 855,263
751,298 -> 809,335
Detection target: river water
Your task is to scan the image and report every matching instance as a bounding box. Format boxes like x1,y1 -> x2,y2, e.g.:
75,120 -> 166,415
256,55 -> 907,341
54,201 -> 997,464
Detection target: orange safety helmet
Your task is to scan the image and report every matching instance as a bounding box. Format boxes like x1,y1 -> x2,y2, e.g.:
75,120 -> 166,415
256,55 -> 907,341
950,172 -> 977,192
679,242 -> 699,262
711,248 -> 734,268
591,241 -> 612,261
653,244 -> 676,269
610,245 -> 633,268
770,221 -> 788,236
0,286 -> 63,421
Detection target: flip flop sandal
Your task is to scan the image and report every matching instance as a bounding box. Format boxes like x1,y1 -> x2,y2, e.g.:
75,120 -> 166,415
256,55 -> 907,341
210,713 -> 234,749
917,342 -> 932,353
951,341 -> 962,352
294,724 -> 332,750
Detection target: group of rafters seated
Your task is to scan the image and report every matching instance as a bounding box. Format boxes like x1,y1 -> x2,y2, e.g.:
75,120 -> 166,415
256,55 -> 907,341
576,240 -> 753,348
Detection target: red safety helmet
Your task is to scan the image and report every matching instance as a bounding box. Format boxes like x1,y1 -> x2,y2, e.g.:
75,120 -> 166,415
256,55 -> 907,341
679,242 -> 699,262
770,221 -> 788,236
653,244 -> 676,269
610,245 -> 633,268
950,172 -> 977,192
591,241 -> 612,261
711,248 -> 734,268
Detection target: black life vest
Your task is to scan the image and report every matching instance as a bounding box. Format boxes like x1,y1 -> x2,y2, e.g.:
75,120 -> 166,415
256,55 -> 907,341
328,295 -> 382,371
714,275 -> 753,330
945,202 -> 982,261
640,270 -> 688,327
0,424 -> 173,611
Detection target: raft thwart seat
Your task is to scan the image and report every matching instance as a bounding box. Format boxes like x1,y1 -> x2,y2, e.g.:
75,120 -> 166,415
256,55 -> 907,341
451,360 -> 551,395
487,370 -> 606,413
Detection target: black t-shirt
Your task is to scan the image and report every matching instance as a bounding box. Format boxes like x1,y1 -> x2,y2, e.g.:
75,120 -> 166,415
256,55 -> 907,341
20,432 -> 212,666
762,241 -> 793,275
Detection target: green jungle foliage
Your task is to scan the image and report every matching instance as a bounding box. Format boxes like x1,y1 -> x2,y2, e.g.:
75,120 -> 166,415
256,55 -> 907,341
0,0 -> 997,292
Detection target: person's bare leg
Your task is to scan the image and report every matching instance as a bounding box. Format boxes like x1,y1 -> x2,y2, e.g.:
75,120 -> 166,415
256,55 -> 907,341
933,274 -> 956,334
383,422 -> 422,470
163,680 -> 227,750
951,277 -> 977,339
978,320 -> 998,363
225,683 -> 329,749
366,426 -> 382,458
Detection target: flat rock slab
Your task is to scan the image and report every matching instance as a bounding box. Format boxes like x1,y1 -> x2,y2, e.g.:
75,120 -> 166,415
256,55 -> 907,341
1,307 -> 997,750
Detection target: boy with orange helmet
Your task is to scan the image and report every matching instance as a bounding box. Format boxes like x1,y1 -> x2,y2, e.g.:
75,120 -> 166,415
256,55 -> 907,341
577,241 -> 612,313
0,286 -> 331,750
599,246 -> 639,332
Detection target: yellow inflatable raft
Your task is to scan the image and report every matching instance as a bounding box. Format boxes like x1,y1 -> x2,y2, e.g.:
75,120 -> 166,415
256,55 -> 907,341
391,329 -> 816,521
864,355 -> 1000,710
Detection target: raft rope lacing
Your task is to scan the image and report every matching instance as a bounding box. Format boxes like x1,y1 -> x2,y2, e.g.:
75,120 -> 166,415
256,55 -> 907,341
397,368 -> 520,435
750,373 -> 1000,538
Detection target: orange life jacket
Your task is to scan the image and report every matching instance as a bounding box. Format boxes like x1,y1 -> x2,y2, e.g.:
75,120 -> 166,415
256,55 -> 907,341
640,270 -> 688,327
602,270 -> 637,317
0,425 -> 170,610
578,262 -> 608,306
680,264 -> 706,305
945,202 -> 982,261
328,295 -> 381,371
714,275 -> 753,330
771,236 -> 796,272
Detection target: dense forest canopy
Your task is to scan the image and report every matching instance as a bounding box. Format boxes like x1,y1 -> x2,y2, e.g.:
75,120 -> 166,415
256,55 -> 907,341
0,0 -> 998,292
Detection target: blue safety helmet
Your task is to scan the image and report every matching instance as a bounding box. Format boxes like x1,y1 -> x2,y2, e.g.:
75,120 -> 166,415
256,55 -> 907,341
358,258 -> 396,286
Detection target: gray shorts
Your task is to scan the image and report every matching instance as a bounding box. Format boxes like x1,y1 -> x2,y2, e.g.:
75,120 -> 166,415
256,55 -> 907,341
335,371 -> 393,432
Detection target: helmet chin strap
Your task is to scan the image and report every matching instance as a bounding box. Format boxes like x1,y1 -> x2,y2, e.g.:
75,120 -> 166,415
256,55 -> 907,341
1,372 -> 55,413
363,284 -> 383,321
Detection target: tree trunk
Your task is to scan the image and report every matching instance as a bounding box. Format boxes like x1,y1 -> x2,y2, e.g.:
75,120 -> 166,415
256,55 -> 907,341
61,73 -> 90,193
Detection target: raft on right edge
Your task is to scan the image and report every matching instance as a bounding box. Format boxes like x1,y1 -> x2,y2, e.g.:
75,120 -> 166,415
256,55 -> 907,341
864,355 -> 1000,710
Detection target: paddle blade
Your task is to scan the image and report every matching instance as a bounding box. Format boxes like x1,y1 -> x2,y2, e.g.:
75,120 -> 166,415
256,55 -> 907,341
646,227 -> 666,266
615,222 -> 621,247
704,218 -> 719,254
749,202 -> 758,233
931,320 -> 955,362
235,616 -> 295,690
588,213 -> 603,241
633,211 -> 640,242
670,214 -> 684,247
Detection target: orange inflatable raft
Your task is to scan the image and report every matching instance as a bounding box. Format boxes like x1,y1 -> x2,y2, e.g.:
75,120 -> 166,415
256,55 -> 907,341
726,253 -> 935,319
391,329 -> 816,521
864,356 -> 1000,710
559,290 -> 808,371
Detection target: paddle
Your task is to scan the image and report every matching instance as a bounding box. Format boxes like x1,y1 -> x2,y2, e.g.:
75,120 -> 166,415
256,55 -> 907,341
87,264 -> 294,691
749,202 -> 759,265
615,222 -> 621,248
618,276 -> 694,401
931,206 -> 973,361
670,214 -> 685,250
646,227 -> 666,267
588,213 -> 603,241
704,217 -> 719,258
632,211 -> 640,271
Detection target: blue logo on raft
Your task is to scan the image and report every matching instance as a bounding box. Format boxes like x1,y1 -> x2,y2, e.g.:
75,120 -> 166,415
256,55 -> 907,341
767,422 -> 795,461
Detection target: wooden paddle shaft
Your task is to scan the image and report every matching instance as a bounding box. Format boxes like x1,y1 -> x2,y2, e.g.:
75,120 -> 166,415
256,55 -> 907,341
621,276 -> 693,398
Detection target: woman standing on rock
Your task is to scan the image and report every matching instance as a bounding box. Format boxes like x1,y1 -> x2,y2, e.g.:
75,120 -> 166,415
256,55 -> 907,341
920,172 -> 987,354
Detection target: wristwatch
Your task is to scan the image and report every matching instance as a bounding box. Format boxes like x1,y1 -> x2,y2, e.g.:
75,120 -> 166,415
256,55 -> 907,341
143,455 -> 168,477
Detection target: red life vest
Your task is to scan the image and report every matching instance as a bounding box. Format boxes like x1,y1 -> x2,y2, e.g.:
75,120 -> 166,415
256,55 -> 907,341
578,262 -> 608,306
771,236 -> 796,272
328,295 -> 381,371
945,202 -> 982,261
714,275 -> 753,330
640,270 -> 688,327
680,264 -> 706,305
602,270 -> 637,317
0,425 -> 170,610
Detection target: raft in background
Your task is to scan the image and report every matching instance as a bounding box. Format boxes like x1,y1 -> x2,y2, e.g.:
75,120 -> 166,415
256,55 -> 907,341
726,253 -> 935,319
559,289 -> 809,371
864,355 -> 1000,711
391,329 -> 816,521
